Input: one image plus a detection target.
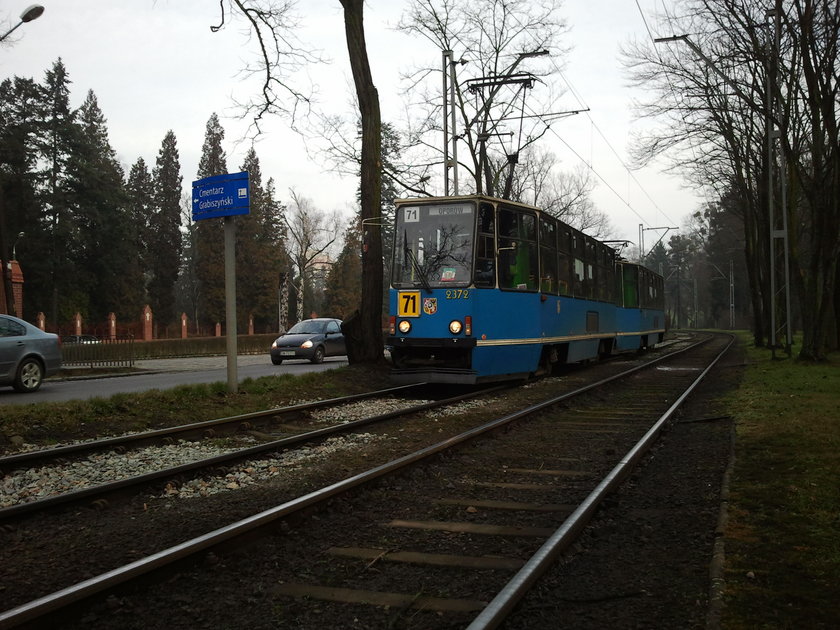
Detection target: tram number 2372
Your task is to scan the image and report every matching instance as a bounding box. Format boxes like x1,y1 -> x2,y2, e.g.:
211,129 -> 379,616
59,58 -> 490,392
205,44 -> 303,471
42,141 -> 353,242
398,290 -> 470,317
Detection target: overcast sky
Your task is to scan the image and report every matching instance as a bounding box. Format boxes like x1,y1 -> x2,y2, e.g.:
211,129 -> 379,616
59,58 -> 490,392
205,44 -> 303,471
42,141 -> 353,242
1,0 -> 703,246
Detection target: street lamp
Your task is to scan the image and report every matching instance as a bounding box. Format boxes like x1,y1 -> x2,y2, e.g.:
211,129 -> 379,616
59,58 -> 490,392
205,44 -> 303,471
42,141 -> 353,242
12,232 -> 24,260
0,5 -> 44,42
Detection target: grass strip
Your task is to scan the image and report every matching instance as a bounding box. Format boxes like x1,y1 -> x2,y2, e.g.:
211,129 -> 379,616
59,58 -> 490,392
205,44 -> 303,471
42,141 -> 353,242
0,364 -> 393,447
723,333 -> 840,628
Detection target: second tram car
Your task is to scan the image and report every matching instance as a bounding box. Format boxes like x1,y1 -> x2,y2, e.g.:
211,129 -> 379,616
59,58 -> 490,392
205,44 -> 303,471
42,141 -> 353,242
387,195 -> 665,384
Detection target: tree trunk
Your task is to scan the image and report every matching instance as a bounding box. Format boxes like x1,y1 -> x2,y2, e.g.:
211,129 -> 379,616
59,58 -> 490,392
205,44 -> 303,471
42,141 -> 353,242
340,0 -> 384,364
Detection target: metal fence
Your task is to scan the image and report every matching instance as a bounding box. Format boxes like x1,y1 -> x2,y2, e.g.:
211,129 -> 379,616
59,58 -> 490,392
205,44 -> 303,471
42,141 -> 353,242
61,335 -> 135,368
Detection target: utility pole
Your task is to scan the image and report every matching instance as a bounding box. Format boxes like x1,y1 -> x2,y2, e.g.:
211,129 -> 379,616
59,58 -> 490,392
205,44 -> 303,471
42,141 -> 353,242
442,50 -> 463,196
442,50 -> 450,196
766,3 -> 792,357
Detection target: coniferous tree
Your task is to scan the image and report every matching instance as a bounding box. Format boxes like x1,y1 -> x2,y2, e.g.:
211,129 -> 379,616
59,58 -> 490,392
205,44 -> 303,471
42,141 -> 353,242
194,113 -> 227,331
125,157 -> 154,316
0,76 -> 44,319
36,59 -> 77,328
236,148 -> 288,332
235,148 -> 264,331
149,130 -> 183,330
67,89 -> 131,322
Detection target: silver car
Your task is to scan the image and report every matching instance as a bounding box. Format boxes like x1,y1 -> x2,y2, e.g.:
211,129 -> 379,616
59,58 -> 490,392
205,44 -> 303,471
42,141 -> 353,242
0,314 -> 62,392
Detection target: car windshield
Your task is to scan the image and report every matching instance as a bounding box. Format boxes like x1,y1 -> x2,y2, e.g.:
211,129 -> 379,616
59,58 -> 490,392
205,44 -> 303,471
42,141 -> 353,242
287,321 -> 325,335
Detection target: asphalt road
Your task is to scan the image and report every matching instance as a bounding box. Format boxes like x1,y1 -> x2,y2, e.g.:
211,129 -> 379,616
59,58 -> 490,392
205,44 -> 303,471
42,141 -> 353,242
0,355 -> 349,407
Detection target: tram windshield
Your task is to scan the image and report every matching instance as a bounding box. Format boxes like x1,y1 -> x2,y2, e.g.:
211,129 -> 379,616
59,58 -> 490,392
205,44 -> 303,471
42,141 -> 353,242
392,202 -> 475,289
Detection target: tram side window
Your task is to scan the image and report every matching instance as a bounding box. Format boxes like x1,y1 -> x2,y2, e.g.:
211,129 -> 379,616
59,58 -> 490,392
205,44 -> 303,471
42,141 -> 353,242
622,265 -> 639,308
597,264 -> 607,301
597,246 -> 614,302
614,263 -> 623,306
498,208 -> 538,290
474,203 -> 496,287
557,228 -> 572,296
654,275 -> 664,309
583,238 -> 597,299
570,230 -> 583,297
573,258 -> 585,296
640,269 -> 659,309
539,216 -> 558,294
586,262 -> 596,300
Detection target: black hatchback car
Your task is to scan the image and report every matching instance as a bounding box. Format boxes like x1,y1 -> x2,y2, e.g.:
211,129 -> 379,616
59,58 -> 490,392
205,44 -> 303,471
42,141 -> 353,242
270,318 -> 346,364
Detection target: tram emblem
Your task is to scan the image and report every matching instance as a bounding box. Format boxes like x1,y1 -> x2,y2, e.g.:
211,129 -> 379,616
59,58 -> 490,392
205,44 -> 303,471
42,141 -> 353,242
423,298 -> 438,315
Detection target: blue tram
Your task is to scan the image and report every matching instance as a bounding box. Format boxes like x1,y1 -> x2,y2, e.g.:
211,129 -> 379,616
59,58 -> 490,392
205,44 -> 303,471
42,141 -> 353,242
387,195 -> 665,384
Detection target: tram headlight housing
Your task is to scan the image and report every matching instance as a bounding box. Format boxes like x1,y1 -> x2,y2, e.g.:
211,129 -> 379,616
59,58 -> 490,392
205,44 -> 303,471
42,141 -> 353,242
398,320 -> 412,334
449,319 -> 463,334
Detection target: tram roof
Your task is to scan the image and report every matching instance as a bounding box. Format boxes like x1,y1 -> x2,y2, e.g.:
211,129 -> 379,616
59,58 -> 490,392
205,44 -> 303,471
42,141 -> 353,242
395,194 -> 541,213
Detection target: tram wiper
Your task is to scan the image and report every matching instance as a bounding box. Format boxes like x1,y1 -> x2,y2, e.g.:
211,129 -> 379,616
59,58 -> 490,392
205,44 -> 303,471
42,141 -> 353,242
403,231 -> 433,293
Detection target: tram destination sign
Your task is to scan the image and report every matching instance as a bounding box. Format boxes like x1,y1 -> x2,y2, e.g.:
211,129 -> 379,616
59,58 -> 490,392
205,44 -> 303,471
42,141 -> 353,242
192,171 -> 250,221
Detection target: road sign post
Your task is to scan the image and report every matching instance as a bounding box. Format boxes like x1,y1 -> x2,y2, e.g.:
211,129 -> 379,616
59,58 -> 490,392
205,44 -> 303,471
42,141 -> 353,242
192,172 -> 250,393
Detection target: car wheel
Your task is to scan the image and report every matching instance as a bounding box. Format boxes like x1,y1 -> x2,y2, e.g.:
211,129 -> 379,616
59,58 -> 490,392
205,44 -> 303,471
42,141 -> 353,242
14,358 -> 44,393
271,357 -> 283,365
310,346 -> 325,364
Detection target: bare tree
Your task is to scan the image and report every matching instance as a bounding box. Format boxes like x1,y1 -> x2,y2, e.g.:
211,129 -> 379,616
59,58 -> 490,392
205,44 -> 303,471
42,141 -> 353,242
176,192 -> 203,335
623,1 -> 771,349
623,0 -> 840,358
213,1 -> 385,365
398,0 -> 570,198
338,0 -> 385,365
211,0 -> 324,137
511,149 -> 614,238
284,189 -> 341,322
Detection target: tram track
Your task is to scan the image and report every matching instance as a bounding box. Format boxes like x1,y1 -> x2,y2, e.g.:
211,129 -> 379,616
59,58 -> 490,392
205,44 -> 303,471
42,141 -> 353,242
0,384 -> 504,521
0,384 -> 422,470
0,332 -> 733,629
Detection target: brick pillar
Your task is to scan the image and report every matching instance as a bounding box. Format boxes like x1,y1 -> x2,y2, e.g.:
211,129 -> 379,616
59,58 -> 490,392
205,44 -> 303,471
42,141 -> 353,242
37,312 -> 45,331
215,322 -> 221,337
108,312 -> 116,341
74,312 -> 82,335
248,313 -> 254,335
181,313 -> 188,339
142,305 -> 153,341
9,261 -> 23,319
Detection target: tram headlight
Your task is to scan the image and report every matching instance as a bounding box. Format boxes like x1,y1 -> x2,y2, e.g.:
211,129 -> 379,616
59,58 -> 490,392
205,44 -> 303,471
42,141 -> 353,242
398,320 -> 412,334
449,319 -> 463,334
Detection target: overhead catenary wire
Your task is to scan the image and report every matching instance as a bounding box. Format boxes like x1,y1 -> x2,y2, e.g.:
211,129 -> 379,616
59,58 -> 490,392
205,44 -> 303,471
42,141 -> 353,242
547,55 -> 679,230
528,103 -> 650,226
497,1 -> 676,232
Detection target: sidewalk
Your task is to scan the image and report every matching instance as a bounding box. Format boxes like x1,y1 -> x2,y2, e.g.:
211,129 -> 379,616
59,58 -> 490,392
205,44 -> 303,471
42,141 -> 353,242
132,354 -> 269,372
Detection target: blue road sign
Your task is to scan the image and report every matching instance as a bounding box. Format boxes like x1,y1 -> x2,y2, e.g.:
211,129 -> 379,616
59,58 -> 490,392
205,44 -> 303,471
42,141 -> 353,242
192,171 -> 250,221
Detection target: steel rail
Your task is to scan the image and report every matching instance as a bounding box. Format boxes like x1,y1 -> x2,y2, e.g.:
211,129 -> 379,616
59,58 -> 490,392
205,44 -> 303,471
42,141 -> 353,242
466,333 -> 735,630
0,384 -> 421,468
0,337 -> 709,628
